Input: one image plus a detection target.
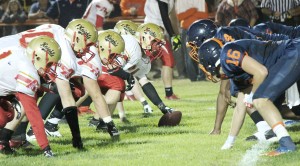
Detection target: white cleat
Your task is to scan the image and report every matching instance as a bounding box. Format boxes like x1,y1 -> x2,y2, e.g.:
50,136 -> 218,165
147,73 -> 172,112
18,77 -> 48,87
221,143 -> 233,150
45,128 -> 62,137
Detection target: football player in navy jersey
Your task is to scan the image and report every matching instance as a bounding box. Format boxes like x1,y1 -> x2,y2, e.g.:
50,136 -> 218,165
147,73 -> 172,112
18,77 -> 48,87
187,19 -> 288,140
199,37 -> 300,156
253,21 -> 300,38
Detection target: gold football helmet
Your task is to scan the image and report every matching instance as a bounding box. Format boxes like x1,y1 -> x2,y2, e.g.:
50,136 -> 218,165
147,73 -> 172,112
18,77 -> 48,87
114,20 -> 138,36
97,30 -> 126,70
65,19 -> 98,61
26,36 -> 61,82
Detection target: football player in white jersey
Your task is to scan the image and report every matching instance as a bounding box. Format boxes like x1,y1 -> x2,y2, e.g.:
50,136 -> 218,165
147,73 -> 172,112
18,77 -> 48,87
0,36 -> 61,157
114,21 -> 181,124
83,0 -> 119,31
144,0 -> 181,100
0,19 -> 120,149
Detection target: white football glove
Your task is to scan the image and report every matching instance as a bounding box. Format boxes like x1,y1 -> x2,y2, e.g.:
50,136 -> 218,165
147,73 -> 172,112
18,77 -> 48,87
143,104 -> 153,114
244,92 -> 254,108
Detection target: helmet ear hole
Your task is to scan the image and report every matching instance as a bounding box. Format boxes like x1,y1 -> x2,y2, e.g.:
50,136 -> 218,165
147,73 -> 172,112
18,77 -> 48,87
36,57 -> 41,61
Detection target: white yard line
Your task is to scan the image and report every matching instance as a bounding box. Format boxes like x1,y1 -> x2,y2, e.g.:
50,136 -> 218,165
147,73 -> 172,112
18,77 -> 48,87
239,141 -> 272,166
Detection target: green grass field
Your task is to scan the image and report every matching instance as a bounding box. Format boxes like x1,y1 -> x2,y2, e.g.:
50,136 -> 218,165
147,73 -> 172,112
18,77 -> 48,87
2,79 -> 300,166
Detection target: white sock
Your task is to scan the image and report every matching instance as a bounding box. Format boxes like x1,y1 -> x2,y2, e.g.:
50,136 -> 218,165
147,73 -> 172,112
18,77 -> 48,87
118,111 -> 126,119
139,97 -> 146,103
273,123 -> 289,140
103,116 -> 113,123
225,135 -> 236,144
47,118 -> 60,125
125,90 -> 134,95
256,121 -> 271,133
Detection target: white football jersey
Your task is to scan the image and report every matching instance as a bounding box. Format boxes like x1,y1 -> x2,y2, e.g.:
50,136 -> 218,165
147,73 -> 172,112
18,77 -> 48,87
0,24 -> 101,81
0,46 -> 40,97
83,0 -> 114,29
144,0 -> 174,28
121,35 -> 151,78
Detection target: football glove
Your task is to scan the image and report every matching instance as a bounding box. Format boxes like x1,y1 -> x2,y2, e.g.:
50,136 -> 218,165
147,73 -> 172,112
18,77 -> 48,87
171,34 -> 182,51
244,92 -> 254,108
126,74 -> 135,91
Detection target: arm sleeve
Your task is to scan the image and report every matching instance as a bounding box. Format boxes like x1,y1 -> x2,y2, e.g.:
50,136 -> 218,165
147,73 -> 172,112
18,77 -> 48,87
157,0 -> 175,36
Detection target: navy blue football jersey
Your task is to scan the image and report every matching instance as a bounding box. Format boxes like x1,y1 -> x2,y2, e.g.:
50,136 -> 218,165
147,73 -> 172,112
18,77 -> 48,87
219,38 -> 300,101
264,21 -> 300,39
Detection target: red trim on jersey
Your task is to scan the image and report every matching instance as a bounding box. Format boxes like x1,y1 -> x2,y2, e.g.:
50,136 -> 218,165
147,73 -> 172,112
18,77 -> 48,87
15,74 -> 39,92
77,60 -> 100,77
19,31 -> 54,48
96,15 -> 104,29
0,50 -> 12,60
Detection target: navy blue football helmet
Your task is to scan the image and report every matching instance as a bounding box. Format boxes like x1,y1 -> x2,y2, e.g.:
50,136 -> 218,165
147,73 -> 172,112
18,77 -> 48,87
253,23 -> 273,34
187,19 -> 217,62
228,18 -> 250,28
198,38 -> 224,83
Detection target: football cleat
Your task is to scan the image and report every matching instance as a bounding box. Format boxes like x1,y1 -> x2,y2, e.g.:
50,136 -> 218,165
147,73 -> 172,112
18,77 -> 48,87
26,128 -> 36,141
0,141 -> 15,155
44,149 -> 54,157
160,106 -> 174,114
72,137 -> 83,150
44,121 -> 62,137
263,136 -> 296,156
96,119 -> 108,132
245,129 -> 277,142
88,118 -> 100,127
221,142 -> 234,150
284,120 -> 300,127
165,94 -> 180,100
106,121 -> 120,139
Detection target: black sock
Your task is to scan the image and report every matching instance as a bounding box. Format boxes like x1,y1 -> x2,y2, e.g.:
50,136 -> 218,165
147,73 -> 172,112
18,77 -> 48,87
165,87 -> 173,97
63,106 -> 81,139
142,82 -> 163,105
11,121 -> 28,141
250,111 -> 264,124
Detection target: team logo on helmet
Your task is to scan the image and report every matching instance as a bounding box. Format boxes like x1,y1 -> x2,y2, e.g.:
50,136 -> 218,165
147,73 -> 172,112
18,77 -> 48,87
75,24 -> 92,40
105,34 -> 118,47
40,42 -> 55,57
121,23 -> 136,35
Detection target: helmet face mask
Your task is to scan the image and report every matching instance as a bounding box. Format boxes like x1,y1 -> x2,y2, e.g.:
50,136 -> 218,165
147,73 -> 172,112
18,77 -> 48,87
187,19 -> 217,62
65,19 -> 98,62
26,36 -> 61,83
136,23 -> 166,61
97,30 -> 126,70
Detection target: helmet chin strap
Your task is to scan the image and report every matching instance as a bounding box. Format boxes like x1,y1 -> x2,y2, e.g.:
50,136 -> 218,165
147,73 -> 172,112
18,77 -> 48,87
198,64 -> 220,83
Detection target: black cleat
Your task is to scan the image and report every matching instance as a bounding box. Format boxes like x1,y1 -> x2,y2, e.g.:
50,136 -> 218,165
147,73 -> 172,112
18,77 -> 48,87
44,122 -> 62,137
106,121 -> 120,140
88,118 -> 100,127
96,119 -> 108,132
245,129 -> 277,142
72,137 -> 83,150
43,146 -> 54,158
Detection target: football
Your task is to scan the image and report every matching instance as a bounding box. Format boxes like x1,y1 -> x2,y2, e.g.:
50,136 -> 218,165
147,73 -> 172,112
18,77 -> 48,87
158,111 -> 182,127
